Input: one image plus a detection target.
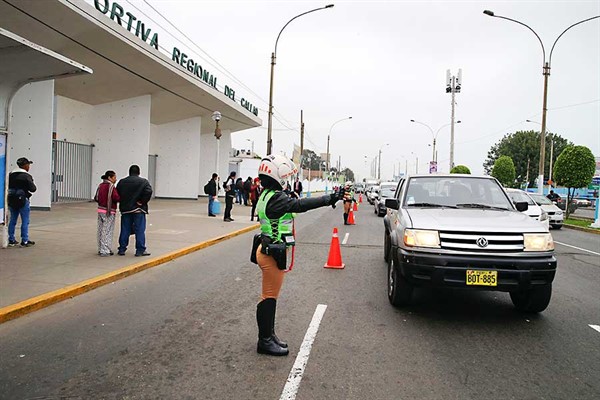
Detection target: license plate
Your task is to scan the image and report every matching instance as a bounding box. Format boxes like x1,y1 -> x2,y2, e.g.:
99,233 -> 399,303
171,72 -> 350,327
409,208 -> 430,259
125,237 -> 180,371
466,270 -> 497,286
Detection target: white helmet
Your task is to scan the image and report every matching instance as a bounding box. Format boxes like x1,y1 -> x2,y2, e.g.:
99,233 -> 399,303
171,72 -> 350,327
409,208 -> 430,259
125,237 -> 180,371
258,154 -> 298,189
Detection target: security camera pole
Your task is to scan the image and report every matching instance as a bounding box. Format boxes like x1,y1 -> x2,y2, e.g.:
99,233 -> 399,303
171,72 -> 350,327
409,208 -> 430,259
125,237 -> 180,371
446,69 -> 462,170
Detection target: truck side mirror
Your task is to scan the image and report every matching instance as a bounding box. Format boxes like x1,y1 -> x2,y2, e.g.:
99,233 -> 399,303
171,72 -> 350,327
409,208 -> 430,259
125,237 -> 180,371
515,201 -> 528,212
385,198 -> 400,210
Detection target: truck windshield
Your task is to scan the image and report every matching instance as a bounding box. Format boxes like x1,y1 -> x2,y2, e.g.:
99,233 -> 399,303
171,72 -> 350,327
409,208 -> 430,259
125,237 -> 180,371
404,177 -> 513,209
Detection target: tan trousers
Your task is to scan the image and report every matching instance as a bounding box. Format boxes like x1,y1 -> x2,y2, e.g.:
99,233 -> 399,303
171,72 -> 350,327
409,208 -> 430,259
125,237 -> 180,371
256,245 -> 285,300
343,201 -> 352,213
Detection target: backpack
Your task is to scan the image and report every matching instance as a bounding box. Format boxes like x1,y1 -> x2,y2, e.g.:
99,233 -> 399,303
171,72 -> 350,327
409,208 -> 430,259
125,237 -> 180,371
203,180 -> 211,195
7,188 -> 27,210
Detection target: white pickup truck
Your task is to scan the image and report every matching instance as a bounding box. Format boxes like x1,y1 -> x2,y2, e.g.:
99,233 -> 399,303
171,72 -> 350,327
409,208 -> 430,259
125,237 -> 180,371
383,174 -> 557,313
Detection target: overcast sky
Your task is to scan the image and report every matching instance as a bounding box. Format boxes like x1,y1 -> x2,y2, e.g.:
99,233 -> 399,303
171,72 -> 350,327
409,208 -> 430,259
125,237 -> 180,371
95,0 -> 599,180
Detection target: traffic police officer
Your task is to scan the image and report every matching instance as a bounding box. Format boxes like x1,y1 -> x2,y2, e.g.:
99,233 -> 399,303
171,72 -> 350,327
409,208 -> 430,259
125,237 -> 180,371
252,155 -> 339,356
342,181 -> 355,225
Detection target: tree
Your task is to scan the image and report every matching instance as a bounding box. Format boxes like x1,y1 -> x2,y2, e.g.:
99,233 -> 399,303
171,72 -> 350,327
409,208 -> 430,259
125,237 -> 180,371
340,167 -> 355,182
300,149 -> 323,170
492,156 -> 516,187
450,165 -> 471,174
553,145 -> 596,218
484,130 -> 572,187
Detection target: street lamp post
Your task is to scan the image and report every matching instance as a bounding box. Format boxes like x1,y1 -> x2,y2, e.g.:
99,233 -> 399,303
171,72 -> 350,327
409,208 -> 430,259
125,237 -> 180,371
483,10 -> 599,194
378,143 -> 390,180
212,111 -> 222,176
526,119 -> 555,185
266,4 -> 334,155
326,116 -> 352,172
411,119 -> 461,170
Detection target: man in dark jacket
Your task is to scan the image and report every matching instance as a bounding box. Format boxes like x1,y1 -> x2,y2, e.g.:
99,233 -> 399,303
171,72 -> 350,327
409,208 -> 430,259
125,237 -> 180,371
116,165 -> 153,256
207,173 -> 219,217
7,157 -> 37,246
223,171 -> 236,222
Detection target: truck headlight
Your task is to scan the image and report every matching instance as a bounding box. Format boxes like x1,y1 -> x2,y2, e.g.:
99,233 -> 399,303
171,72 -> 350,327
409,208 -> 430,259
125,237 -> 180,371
540,211 -> 548,221
404,229 -> 440,248
556,210 -> 563,216
523,233 -> 554,251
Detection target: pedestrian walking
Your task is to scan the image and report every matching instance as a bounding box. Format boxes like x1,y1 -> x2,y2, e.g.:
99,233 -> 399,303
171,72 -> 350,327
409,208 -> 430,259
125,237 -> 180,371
116,165 -> 153,256
205,173 -> 219,217
7,157 -> 36,247
235,177 -> 244,204
294,177 -> 303,198
250,155 -> 339,356
243,177 -> 252,206
250,177 -> 261,221
223,171 -> 236,222
94,170 -> 120,256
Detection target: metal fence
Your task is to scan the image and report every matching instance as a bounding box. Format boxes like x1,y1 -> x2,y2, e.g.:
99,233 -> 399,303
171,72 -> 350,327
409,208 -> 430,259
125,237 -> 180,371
51,140 -> 94,203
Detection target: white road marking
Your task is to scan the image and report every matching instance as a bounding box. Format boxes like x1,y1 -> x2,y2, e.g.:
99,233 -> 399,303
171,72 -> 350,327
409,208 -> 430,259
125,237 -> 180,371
589,325 -> 600,334
280,304 -> 328,400
342,232 -> 350,245
554,241 -> 600,256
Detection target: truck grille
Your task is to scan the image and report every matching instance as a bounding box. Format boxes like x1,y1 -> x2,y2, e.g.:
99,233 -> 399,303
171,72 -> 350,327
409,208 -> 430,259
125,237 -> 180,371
439,232 -> 523,252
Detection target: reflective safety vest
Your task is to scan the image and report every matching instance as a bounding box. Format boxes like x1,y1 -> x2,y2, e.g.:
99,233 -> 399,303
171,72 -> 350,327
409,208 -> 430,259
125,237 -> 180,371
343,188 -> 354,202
257,189 -> 295,244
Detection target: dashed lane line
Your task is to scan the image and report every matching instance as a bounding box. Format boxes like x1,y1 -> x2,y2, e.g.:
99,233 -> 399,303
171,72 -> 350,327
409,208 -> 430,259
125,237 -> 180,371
554,241 -> 600,256
280,304 -> 328,400
342,233 -> 350,245
589,325 -> 600,334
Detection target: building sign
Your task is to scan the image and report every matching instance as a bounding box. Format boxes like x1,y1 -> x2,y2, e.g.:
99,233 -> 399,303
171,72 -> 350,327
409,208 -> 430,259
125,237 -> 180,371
93,0 -> 258,116
429,161 -> 437,174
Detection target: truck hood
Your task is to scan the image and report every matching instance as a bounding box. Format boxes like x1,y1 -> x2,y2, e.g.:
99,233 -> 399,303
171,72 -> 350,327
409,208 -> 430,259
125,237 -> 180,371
406,208 -> 547,233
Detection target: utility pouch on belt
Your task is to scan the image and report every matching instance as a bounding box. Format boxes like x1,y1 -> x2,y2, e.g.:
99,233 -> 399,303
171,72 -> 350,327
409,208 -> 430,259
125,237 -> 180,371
266,243 -> 287,270
250,234 -> 261,264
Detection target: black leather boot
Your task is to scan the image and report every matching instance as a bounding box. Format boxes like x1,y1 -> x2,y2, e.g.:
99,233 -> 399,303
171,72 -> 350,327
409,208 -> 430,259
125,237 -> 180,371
270,299 -> 288,348
256,299 -> 289,356
344,213 -> 349,225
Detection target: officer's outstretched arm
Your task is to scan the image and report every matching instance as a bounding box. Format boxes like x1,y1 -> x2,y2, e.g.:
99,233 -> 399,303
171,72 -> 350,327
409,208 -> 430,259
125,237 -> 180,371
266,192 -> 339,219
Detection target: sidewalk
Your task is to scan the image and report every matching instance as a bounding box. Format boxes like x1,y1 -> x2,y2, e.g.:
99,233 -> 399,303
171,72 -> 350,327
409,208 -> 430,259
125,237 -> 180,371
0,198 -> 258,310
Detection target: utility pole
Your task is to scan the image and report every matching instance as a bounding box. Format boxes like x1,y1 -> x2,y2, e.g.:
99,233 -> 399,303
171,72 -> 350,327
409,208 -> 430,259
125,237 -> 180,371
300,109 -> 304,177
525,157 -> 530,187
548,135 -> 554,185
378,149 -> 382,180
446,69 -> 462,170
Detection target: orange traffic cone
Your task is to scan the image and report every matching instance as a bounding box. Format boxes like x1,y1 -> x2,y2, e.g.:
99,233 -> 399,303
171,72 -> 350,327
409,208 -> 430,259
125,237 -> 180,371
353,201 -> 358,212
348,209 -> 356,225
324,228 -> 345,269
359,194 -> 363,203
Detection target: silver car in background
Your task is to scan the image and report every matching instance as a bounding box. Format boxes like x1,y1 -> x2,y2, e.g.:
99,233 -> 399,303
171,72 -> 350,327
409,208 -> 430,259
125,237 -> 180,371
529,193 -> 563,229
374,182 -> 398,217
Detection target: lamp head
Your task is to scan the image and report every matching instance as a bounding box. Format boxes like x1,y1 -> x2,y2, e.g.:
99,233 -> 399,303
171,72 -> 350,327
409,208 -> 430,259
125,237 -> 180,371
211,111 -> 222,122
348,116 -> 352,119
325,4 -> 334,8
410,119 -> 415,122
456,120 -> 462,124
483,10 -> 495,16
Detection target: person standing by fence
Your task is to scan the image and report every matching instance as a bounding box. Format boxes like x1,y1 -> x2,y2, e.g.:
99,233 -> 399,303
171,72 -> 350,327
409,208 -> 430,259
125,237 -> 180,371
94,170 -> 120,256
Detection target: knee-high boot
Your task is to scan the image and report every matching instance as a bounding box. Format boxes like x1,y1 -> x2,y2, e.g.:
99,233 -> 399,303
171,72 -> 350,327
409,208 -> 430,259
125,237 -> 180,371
270,299 -> 288,348
256,298 -> 289,356
344,213 -> 349,225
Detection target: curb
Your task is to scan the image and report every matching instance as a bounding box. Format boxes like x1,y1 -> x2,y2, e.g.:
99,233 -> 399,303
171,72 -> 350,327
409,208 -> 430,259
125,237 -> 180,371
563,224 -> 600,235
0,224 -> 259,324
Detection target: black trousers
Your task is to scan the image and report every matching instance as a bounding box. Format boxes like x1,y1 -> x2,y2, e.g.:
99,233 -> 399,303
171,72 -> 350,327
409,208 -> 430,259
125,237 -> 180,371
224,195 -> 234,219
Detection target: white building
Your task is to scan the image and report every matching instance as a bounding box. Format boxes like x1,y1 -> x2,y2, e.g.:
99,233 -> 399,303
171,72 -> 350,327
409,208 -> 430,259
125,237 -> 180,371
0,0 -> 261,209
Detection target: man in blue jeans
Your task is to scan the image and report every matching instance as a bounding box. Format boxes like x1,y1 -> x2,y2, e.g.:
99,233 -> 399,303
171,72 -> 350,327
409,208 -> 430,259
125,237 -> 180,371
116,165 -> 153,256
7,157 -> 37,247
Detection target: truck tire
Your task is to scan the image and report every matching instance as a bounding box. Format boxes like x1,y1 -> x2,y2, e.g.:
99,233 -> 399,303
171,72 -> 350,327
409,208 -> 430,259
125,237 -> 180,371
384,230 -> 391,263
388,256 -> 413,307
510,284 -> 552,313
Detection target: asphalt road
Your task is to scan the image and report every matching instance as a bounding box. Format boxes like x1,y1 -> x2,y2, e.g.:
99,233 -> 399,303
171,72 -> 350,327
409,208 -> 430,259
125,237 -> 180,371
1,201 -> 599,399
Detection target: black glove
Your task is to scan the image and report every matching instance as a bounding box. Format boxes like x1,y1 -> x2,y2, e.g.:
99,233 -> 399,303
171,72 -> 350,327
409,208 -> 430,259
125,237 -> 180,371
329,193 -> 340,208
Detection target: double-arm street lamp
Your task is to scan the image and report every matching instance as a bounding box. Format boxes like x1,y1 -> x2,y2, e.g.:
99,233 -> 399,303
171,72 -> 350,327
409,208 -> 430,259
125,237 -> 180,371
410,119 -> 462,164
483,10 -> 599,194
266,4 -> 334,155
326,116 -> 352,171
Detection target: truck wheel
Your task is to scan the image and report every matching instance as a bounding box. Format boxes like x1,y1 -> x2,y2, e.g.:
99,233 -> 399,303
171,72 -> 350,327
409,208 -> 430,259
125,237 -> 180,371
384,230 -> 391,263
388,256 -> 413,307
510,284 -> 552,313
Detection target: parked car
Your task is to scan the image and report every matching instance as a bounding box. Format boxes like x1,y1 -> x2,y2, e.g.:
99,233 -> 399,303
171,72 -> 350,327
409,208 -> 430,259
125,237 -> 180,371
383,175 -> 556,312
374,182 -> 398,217
355,183 -> 365,194
573,198 -> 592,207
506,189 -> 550,231
553,196 -> 577,214
530,193 -> 563,229
366,185 -> 379,204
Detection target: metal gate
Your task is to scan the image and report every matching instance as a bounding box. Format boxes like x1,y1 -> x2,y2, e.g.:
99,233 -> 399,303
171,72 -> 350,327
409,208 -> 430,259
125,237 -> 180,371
148,154 -> 157,198
51,140 -> 94,203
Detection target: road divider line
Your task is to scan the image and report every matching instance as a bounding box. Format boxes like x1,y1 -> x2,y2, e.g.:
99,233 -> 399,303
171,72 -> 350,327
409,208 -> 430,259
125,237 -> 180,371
280,304 -> 328,400
342,232 -> 350,245
589,325 -> 600,334
0,224 -> 259,325
554,241 -> 600,256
